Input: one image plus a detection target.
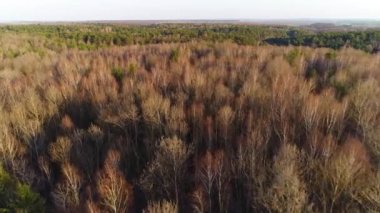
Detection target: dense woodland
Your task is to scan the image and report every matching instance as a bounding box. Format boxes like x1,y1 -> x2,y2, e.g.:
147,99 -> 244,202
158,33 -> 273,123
1,24 -> 380,52
266,30 -> 380,53
0,25 -> 380,212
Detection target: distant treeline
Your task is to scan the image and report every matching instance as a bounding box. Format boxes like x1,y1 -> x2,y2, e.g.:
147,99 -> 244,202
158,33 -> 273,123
266,30 -> 380,53
0,24 -> 286,50
1,24 -> 379,52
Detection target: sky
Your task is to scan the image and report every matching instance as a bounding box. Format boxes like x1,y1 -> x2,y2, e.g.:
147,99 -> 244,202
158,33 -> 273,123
0,0 -> 379,21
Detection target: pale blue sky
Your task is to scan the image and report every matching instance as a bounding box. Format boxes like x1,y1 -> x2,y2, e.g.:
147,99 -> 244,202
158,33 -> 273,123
0,0 -> 379,21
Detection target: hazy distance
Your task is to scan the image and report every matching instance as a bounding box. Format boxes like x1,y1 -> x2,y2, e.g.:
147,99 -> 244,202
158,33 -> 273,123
1,0 -> 379,22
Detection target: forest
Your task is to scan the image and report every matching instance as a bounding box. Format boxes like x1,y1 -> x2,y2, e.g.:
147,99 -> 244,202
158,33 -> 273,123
1,24 -> 380,52
0,24 -> 379,212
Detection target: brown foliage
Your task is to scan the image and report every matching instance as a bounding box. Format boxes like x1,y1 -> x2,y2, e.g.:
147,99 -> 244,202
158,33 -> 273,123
97,149 -> 133,213
1,41 -> 379,212
60,114 -> 75,132
144,200 -> 178,213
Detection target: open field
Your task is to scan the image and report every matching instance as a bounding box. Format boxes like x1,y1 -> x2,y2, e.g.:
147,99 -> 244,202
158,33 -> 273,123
0,24 -> 380,212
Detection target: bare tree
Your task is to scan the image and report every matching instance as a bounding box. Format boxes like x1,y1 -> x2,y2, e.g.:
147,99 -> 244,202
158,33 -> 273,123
52,163 -> 83,210
143,200 -> 178,213
264,143 -> 307,213
141,136 -> 191,206
97,149 -> 132,213
196,151 -> 216,213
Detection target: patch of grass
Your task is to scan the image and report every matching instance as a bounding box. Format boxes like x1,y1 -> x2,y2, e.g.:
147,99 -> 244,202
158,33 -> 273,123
285,49 -> 301,65
169,48 -> 180,62
127,63 -> 137,76
111,67 -> 125,82
325,51 -> 337,60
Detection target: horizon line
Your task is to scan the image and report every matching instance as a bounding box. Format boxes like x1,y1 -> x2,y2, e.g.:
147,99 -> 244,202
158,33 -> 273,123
1,18 -> 380,23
